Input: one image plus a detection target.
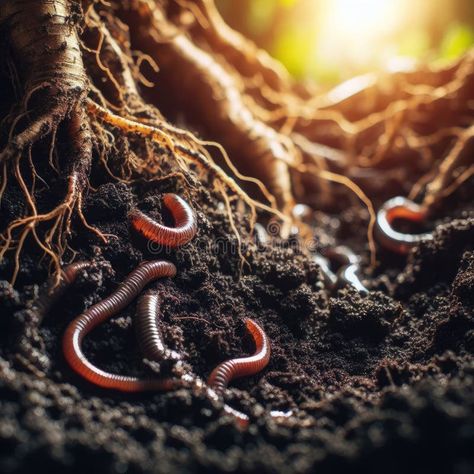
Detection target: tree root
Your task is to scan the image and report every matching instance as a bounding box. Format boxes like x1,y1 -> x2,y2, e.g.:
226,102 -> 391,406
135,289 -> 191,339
422,124 -> 474,210
86,99 -> 288,224
1,173 -> 80,285
123,0 -> 299,213
0,103 -> 66,163
295,163 -> 377,268
1,0 -> 473,290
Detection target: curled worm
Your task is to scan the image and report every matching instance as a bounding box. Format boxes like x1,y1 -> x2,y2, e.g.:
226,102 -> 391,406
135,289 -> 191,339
129,193 -> 197,247
376,196 -> 433,254
208,318 -> 270,396
63,260 -> 182,392
313,247 -> 368,293
135,289 -> 181,362
322,246 -> 368,294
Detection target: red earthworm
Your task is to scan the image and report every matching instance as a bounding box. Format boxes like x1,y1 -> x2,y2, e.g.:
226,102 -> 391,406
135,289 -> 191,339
375,196 -> 433,254
208,318 -> 270,396
135,289 -> 181,362
129,193 -> 197,247
63,260 -> 182,392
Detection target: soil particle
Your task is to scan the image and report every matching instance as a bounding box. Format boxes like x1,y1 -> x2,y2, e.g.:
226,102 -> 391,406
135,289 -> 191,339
1,169 -> 473,473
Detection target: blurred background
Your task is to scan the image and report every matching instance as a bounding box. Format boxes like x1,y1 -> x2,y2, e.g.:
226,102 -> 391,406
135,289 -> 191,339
216,0 -> 474,85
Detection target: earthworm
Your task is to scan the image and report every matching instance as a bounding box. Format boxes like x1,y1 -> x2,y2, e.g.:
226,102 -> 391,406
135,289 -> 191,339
208,318 -> 270,396
314,246 -> 368,293
135,289 -> 181,362
323,246 -> 368,293
63,260 -> 182,391
375,196 -> 433,254
129,193 -> 197,247
291,201 -> 368,293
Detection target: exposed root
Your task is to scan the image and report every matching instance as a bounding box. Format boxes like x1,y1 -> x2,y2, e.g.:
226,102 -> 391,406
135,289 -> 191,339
215,180 -> 247,274
0,103 -> 66,163
196,0 -> 293,88
1,0 -> 473,290
133,114 -> 279,212
124,1 -> 299,211
86,99 -> 289,227
296,163 -> 377,268
1,174 -> 79,285
422,124 -> 474,210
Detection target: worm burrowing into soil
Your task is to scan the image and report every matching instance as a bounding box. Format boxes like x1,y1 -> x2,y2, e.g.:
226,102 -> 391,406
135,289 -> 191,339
208,318 -> 270,396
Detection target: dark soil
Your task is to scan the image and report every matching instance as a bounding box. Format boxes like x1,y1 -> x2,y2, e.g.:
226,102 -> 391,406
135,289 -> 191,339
0,149 -> 473,474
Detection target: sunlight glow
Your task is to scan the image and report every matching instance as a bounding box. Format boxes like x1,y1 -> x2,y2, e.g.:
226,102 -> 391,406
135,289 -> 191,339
217,0 -> 473,83
317,0 -> 412,71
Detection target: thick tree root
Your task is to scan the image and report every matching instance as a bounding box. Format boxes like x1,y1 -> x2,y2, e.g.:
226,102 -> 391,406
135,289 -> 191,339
0,0 -> 473,290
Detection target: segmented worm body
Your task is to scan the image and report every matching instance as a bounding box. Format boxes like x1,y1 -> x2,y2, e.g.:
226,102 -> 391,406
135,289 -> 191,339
135,290 -> 181,361
129,194 -> 197,247
208,319 -> 270,396
63,260 -> 181,391
376,196 -> 433,254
